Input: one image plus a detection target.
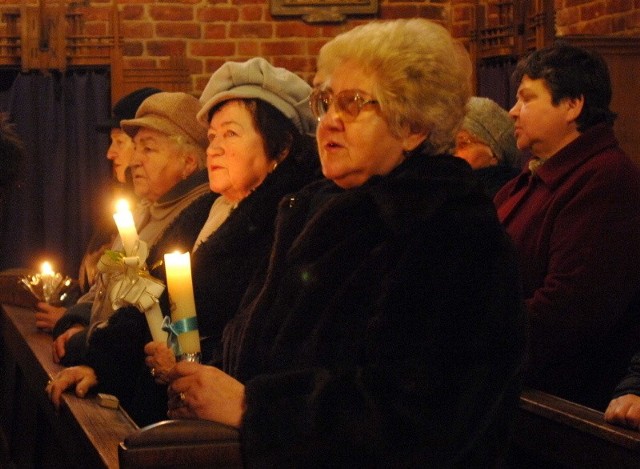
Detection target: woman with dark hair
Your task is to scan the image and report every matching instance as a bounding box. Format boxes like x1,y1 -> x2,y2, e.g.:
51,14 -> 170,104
46,58 -> 321,426
495,43 -> 640,410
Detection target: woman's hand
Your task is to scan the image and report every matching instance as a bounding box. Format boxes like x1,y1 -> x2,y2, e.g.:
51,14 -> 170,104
51,324 -> 85,363
144,341 -> 177,384
45,365 -> 98,410
34,302 -> 67,332
165,361 -> 245,428
604,394 -> 640,430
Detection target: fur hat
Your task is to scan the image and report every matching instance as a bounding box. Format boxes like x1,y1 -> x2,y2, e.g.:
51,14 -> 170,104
96,87 -> 161,132
198,57 -> 316,136
121,92 -> 208,149
462,97 -> 519,167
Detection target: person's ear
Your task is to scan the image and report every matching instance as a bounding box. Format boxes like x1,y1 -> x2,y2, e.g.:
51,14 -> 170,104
181,152 -> 198,179
564,95 -> 585,124
402,129 -> 429,153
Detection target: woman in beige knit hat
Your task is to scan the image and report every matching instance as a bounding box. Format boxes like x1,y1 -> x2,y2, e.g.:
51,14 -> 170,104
46,92 -> 210,368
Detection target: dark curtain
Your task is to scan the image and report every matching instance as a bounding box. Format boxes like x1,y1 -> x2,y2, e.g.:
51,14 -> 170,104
477,57 -> 518,110
0,68 -> 112,278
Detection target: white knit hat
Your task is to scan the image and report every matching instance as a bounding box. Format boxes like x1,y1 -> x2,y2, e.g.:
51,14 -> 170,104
197,57 -> 316,136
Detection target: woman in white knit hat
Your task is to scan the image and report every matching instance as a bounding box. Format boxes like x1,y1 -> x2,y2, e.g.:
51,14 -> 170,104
46,58 -> 321,427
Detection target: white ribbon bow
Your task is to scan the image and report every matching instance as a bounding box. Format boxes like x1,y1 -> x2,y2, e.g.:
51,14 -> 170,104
96,241 -> 165,313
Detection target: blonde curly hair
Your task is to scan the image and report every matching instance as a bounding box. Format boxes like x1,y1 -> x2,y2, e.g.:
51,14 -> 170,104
316,19 -> 472,156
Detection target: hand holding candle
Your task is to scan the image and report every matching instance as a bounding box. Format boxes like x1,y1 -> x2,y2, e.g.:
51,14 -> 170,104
113,199 -> 139,256
164,251 -> 201,362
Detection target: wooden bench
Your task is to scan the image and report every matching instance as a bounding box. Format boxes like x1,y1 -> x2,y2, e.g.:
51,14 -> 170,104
119,388 -> 640,468
0,303 -> 138,468
4,297 -> 640,468
512,388 -> 640,468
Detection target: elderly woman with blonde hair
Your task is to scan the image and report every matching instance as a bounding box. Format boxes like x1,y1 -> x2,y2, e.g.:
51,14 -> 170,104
146,19 -> 525,466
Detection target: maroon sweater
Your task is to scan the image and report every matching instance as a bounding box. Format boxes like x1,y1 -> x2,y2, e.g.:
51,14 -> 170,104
494,123 -> 640,410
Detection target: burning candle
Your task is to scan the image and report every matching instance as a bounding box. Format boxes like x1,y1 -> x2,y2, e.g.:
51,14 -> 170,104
163,251 -> 201,359
40,261 -> 54,277
40,260 -> 56,303
113,199 -> 138,256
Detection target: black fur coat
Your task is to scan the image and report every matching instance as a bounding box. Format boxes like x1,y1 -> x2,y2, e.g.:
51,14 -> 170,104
223,154 -> 527,467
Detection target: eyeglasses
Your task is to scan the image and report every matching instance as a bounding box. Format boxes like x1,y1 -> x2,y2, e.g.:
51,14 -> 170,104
309,88 -> 379,122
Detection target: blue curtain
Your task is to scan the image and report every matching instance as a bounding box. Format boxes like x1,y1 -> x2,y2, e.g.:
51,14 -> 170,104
0,69 -> 112,277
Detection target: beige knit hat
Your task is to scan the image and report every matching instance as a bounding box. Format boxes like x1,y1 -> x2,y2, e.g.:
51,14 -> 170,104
121,92 -> 208,149
197,57 -> 316,136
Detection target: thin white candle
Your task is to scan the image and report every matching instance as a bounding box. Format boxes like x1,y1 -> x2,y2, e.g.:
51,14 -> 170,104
163,251 -> 201,356
40,260 -> 56,303
113,199 -> 138,256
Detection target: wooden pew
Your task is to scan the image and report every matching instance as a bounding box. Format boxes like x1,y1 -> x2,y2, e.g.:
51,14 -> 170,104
511,389 -> 640,468
120,388 -> 640,468
5,295 -> 640,468
0,303 -> 138,468
118,419 -> 242,469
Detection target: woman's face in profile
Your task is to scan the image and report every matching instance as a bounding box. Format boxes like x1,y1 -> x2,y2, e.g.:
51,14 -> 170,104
206,100 -> 273,202
129,128 -> 189,202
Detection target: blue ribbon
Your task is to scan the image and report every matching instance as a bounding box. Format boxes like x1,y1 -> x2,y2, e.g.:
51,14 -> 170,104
161,315 -> 199,356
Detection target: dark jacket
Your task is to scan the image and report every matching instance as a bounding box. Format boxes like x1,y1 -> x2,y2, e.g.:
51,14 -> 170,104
494,124 -> 640,410
223,153 -> 526,467
474,164 -> 520,199
85,145 -> 321,426
613,350 -> 640,399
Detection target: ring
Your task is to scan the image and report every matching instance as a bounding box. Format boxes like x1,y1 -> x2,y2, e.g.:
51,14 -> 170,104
150,368 -> 156,377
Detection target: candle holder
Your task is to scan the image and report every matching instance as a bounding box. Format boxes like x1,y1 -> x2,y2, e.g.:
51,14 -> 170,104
19,271 -> 77,305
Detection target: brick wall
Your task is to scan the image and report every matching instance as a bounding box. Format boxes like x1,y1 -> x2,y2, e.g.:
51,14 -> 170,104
1,0 -> 639,94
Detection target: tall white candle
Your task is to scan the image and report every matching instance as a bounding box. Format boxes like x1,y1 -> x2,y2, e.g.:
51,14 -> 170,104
163,251 -> 201,356
113,199 -> 138,256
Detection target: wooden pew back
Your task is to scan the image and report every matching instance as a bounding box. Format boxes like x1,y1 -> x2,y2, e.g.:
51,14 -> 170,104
0,303 -> 139,468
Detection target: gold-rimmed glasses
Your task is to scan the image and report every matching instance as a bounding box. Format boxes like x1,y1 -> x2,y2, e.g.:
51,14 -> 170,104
309,88 -> 379,122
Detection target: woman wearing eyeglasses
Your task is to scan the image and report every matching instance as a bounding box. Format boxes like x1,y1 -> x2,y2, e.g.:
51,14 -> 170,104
145,19 -> 526,466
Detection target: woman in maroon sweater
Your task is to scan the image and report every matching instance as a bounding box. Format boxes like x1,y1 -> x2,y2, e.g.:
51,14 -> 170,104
494,42 -> 640,410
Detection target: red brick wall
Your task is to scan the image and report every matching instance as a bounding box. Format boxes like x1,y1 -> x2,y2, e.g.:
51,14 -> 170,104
2,0 -> 639,94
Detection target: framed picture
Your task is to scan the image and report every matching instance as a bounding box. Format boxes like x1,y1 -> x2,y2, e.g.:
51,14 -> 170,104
270,0 -> 378,23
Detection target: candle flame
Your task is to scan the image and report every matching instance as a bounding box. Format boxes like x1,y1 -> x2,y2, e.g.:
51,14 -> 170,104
40,261 -> 54,276
115,199 -> 130,213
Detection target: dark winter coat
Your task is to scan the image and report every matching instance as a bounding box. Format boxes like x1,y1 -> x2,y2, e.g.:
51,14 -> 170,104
223,153 -> 527,467
494,124 -> 640,410
85,145 -> 322,426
